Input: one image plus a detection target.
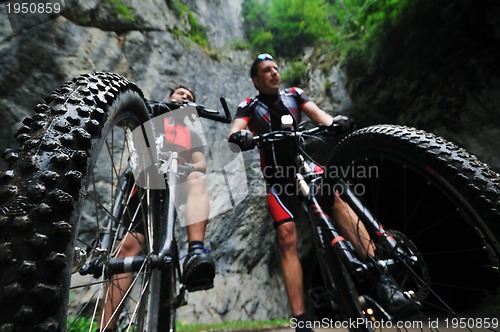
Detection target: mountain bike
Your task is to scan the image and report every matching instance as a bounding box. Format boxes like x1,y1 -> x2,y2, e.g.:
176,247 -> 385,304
0,71 -> 499,332
0,72 -> 231,331
252,118 -> 500,331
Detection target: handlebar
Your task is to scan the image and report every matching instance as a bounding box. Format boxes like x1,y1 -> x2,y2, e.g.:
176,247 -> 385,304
253,124 -> 342,144
149,98 -> 232,124
194,97 -> 232,124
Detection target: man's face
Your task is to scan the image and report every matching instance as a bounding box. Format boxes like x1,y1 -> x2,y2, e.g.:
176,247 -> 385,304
252,60 -> 280,94
169,88 -> 194,102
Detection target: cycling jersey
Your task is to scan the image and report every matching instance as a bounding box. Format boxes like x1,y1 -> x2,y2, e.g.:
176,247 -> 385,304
235,87 -> 310,180
162,117 -> 204,164
125,115 -> 204,234
236,87 -> 310,227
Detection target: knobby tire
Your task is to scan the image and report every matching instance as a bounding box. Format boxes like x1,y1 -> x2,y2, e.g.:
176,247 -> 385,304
0,72 -> 172,331
319,124 -> 500,330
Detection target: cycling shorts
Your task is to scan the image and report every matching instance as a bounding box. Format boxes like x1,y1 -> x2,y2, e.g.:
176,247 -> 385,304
266,178 -> 299,229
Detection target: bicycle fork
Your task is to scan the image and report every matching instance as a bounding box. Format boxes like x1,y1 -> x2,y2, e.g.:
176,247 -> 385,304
302,176 -> 416,279
335,179 -> 421,272
297,173 -> 361,267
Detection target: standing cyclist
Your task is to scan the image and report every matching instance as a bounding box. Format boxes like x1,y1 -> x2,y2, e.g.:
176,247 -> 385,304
227,54 -> 415,331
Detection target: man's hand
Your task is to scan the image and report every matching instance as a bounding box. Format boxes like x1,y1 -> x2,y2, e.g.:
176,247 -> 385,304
228,130 -> 256,151
331,114 -> 355,132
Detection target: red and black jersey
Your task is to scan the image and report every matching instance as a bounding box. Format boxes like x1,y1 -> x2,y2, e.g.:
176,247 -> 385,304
235,87 -> 310,180
162,118 -> 204,164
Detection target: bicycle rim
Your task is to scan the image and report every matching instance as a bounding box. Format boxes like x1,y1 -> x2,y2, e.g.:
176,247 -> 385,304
158,264 -> 179,332
70,175 -> 158,332
67,81 -> 160,331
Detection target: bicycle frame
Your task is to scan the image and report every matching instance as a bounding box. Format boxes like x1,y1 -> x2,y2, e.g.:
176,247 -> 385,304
81,153 -> 180,271
257,126 -> 423,324
295,146 -> 419,275
76,100 -> 231,330
304,169 -> 396,321
78,148 -> 185,330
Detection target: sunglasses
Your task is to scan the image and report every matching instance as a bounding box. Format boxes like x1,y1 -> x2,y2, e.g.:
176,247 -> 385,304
256,53 -> 273,61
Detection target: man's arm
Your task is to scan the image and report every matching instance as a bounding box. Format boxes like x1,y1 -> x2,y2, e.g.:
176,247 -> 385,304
227,118 -> 249,138
227,118 -> 255,151
301,101 -> 334,125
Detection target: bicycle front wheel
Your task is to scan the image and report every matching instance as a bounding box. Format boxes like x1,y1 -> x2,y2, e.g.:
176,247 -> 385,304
0,72 -> 168,331
326,124 -> 500,320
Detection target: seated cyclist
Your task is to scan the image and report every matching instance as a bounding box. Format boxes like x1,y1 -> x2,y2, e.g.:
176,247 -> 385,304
160,86 -> 215,290
100,86 -> 215,331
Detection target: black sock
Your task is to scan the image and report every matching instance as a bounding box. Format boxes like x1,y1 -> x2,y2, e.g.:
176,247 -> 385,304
293,313 -> 313,331
294,312 -> 308,321
188,241 -> 204,252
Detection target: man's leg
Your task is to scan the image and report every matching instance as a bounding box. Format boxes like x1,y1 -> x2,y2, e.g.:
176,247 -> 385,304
182,171 -> 215,291
101,232 -> 144,330
276,221 -> 305,316
332,191 -> 375,259
331,192 -> 418,315
276,221 -> 314,332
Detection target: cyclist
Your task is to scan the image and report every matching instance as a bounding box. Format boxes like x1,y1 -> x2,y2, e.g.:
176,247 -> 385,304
100,86 -> 215,331
228,53 -> 414,330
161,86 -> 216,291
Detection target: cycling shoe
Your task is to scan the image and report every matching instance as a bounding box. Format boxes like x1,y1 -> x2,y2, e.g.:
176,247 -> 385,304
182,247 -> 215,292
376,274 -> 421,317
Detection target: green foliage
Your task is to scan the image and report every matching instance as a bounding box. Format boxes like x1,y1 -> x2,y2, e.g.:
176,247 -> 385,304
242,0 -> 333,58
241,0 -> 500,131
326,0 -> 409,60
67,316 -> 96,332
241,0 -> 273,54
230,38 -> 252,51
241,0 -> 270,40
252,30 -> 275,55
105,0 -> 135,22
268,0 -> 334,56
242,0 -> 411,59
342,0 -> 500,129
64,316 -> 288,332
281,61 -> 308,86
171,0 -> 209,48
177,319 -> 289,331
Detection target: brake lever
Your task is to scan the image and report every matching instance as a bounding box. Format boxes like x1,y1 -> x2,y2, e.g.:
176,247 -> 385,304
220,97 -> 232,123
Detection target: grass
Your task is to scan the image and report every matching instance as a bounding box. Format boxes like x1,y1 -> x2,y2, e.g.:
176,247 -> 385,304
177,319 -> 290,331
67,317 -> 289,331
